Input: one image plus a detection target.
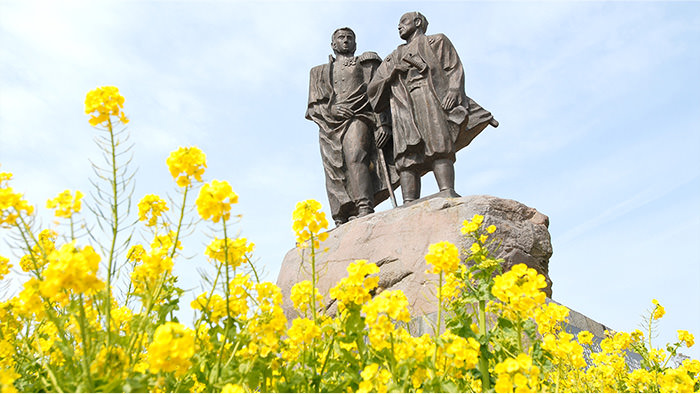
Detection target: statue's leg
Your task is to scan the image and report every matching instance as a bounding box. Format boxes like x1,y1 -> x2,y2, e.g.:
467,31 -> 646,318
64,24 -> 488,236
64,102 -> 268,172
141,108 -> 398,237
433,158 -> 457,195
400,169 -> 420,204
343,120 -> 374,217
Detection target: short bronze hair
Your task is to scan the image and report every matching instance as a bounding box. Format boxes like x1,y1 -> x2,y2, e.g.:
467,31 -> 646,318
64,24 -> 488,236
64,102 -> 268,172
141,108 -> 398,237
332,27 -> 356,41
412,12 -> 428,33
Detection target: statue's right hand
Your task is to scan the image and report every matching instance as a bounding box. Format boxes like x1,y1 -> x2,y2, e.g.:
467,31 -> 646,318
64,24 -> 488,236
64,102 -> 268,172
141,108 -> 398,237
393,61 -> 409,74
331,105 -> 353,119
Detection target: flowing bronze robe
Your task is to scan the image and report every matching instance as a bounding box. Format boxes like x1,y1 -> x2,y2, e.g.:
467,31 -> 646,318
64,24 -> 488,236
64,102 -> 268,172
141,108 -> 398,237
306,53 -> 398,221
368,34 -> 496,174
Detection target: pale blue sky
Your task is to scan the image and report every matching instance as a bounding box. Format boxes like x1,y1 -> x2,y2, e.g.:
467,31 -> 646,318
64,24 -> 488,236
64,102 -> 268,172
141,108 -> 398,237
1,1 -> 699,358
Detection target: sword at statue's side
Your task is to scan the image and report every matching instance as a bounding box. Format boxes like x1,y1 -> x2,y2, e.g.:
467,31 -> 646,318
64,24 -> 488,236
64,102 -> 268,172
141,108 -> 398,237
376,147 -> 397,208
373,113 -> 397,208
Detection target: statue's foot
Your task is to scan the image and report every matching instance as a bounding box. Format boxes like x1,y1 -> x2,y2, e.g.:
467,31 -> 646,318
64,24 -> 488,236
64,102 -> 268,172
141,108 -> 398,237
438,188 -> 461,198
357,206 -> 374,217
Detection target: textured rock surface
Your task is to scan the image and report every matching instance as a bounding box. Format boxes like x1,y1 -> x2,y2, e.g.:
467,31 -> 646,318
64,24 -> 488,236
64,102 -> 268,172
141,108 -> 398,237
276,195 -> 553,320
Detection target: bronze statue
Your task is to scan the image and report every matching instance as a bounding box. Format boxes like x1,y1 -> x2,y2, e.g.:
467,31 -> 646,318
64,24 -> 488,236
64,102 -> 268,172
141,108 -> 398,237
306,27 -> 398,226
369,12 -> 498,204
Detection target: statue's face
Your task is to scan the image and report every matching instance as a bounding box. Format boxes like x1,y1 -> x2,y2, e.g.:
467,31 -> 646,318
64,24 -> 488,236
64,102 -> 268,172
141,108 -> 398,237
332,30 -> 356,55
398,13 -> 417,40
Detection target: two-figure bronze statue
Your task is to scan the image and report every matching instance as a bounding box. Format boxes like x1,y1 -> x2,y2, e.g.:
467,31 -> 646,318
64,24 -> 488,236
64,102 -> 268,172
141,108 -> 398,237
306,11 -> 498,226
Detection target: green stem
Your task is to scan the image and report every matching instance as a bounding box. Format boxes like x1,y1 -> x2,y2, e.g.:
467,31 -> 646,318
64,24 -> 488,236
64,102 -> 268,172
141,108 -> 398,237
169,185 -> 189,259
245,255 -> 260,283
478,300 -> 491,392
44,363 -> 65,393
310,233 -> 317,323
434,272 -> 443,366
105,117 -> 119,348
213,218 -> 232,387
77,295 -> 94,391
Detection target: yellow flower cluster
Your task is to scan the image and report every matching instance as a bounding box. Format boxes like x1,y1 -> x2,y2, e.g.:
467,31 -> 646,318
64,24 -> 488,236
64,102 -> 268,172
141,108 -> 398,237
291,199 -> 328,248
46,190 -> 84,219
425,240 -> 460,274
84,86 -> 128,126
440,330 -> 481,371
358,363 -> 392,393
191,274 -> 251,323
678,329 -> 695,348
652,298 -> 665,320
89,346 -> 128,378
40,242 -> 103,301
3,110 -> 700,394
461,213 -> 484,234
287,317 -> 321,346
19,229 -> 57,272
290,280 -> 321,314
329,259 -> 379,312
494,353 -> 541,393
238,284 -> 287,359
146,322 -> 195,376
166,146 -> 207,187
361,290 -> 410,350
137,194 -> 168,226
196,180 -> 238,223
0,170 -> 34,228
0,255 -> 10,281
130,236 -> 175,295
204,237 -> 253,268
542,331 -> 587,369
491,263 -> 547,320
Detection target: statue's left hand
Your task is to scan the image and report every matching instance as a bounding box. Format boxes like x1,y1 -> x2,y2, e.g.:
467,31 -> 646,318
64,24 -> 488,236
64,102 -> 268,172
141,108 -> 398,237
375,127 -> 390,148
441,89 -> 460,111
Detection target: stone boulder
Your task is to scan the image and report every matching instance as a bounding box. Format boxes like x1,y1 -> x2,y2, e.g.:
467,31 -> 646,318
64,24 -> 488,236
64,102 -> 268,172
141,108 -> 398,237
276,195 -> 553,320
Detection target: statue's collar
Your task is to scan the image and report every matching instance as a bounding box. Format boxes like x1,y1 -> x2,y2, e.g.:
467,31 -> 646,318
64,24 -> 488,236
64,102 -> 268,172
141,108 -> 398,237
329,55 -> 357,67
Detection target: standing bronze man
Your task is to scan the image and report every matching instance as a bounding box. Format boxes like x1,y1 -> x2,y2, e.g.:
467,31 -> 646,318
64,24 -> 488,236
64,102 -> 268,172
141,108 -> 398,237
306,27 -> 397,225
369,12 -> 497,204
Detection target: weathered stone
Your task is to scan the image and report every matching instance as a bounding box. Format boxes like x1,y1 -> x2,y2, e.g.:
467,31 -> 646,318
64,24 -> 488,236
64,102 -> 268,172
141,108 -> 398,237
276,195 -> 553,320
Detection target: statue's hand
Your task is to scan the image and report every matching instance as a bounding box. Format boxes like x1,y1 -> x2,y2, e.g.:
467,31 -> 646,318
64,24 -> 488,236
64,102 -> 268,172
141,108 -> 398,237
392,60 -> 409,76
375,127 -> 390,149
441,89 -> 460,110
331,104 -> 353,119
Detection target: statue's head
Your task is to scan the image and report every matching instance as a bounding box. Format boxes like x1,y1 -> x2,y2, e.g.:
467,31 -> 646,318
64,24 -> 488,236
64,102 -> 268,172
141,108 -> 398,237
331,27 -> 356,56
398,12 -> 428,40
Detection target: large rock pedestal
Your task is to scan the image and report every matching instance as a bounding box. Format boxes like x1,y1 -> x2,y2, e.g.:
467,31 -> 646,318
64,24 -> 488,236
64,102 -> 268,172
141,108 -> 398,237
276,195 -> 553,320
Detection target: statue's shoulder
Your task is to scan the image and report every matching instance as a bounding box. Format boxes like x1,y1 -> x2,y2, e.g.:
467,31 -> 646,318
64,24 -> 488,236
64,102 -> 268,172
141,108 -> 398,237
382,46 -> 404,63
310,63 -> 328,74
426,33 -> 450,46
309,63 -> 329,80
357,51 -> 382,65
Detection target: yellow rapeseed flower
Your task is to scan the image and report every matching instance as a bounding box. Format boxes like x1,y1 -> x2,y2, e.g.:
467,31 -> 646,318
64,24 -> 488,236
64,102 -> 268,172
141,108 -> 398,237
166,146 -> 207,187
196,180 -> 238,223
40,242 -> 104,300
425,241 -> 460,274
146,322 -> 195,376
329,260 -> 379,312
204,237 -> 253,268
0,255 -> 10,281
290,280 -> 321,314
287,317 -> 321,346
491,264 -> 547,320
0,170 -> 34,228
678,330 -> 695,348
137,194 -> 168,226
577,330 -> 594,345
292,199 -> 329,248
652,298 -> 665,320
46,189 -> 84,219
84,86 -> 128,126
